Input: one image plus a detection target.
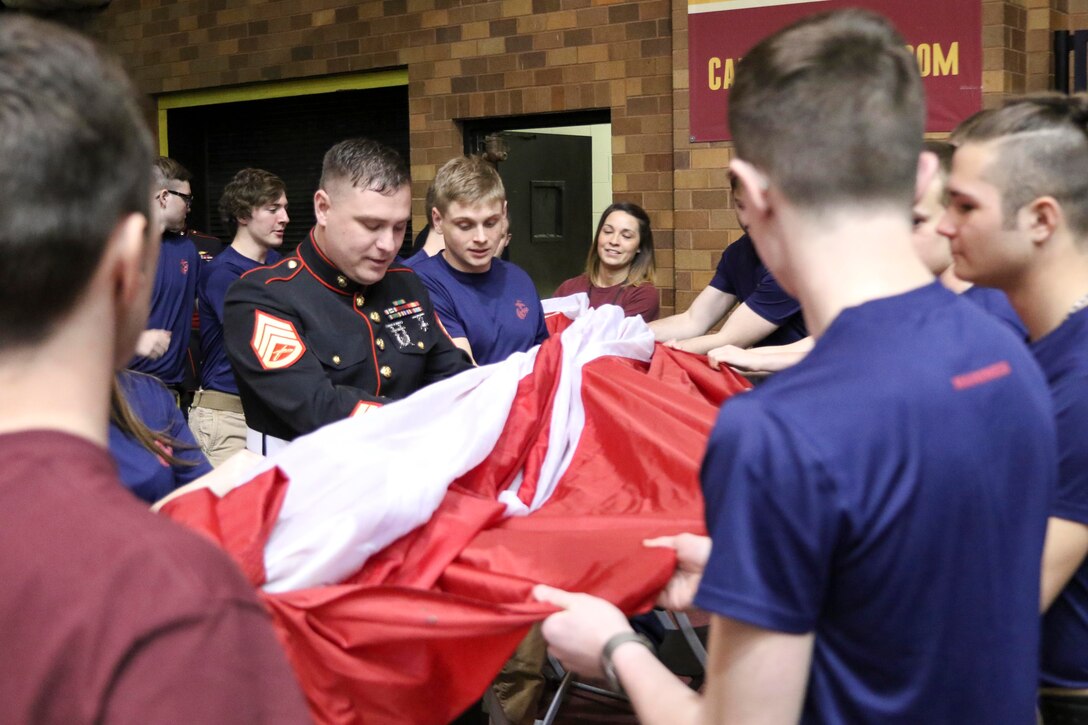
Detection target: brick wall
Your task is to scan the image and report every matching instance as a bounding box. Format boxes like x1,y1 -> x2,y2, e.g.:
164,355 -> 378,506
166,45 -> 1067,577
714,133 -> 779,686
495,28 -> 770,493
63,0 -> 1054,316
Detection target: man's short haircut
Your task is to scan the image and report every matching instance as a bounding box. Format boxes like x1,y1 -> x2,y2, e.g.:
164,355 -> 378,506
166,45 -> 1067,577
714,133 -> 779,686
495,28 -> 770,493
152,156 -> 192,190
0,16 -> 153,349
949,108 -> 995,147
956,93 -> 1088,237
432,155 -> 506,217
729,9 -> 924,212
586,202 -> 656,287
219,168 -> 287,232
319,138 -> 410,196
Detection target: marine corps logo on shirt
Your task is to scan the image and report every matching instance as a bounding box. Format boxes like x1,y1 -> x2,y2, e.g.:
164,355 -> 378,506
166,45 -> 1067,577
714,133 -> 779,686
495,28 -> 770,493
180,259 -> 189,275
515,300 -> 529,320
251,310 -> 306,370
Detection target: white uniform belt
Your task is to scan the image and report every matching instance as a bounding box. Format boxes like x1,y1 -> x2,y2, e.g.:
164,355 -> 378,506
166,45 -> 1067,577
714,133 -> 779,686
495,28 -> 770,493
246,427 -> 289,457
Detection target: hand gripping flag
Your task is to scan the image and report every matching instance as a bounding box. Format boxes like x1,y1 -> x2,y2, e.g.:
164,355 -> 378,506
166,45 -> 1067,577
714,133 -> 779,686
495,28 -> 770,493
159,301 -> 751,724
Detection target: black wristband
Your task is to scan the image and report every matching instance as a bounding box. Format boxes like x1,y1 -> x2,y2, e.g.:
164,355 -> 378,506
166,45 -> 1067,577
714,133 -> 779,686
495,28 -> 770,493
600,631 -> 655,695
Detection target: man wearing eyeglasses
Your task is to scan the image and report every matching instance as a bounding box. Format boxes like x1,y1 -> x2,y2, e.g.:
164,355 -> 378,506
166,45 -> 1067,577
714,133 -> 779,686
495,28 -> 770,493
129,156 -> 202,403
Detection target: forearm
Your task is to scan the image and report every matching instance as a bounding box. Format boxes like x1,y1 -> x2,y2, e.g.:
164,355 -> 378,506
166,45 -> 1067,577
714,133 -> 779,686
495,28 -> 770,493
674,329 -> 731,355
1041,516 -> 1088,611
612,641 -> 703,725
650,312 -> 707,342
726,344 -> 810,374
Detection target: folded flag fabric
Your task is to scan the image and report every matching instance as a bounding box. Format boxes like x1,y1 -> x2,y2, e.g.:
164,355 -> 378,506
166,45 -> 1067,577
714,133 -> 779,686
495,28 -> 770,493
160,302 -> 750,724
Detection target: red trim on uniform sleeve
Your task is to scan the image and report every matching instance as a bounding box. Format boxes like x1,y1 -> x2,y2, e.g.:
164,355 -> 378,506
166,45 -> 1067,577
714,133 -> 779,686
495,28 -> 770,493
350,400 -> 383,416
251,310 -> 306,370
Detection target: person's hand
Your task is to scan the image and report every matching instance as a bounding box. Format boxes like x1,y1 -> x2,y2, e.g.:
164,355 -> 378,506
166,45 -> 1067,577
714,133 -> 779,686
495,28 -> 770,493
135,329 -> 171,359
533,584 -> 633,678
643,533 -> 712,611
662,338 -> 692,352
707,344 -> 752,371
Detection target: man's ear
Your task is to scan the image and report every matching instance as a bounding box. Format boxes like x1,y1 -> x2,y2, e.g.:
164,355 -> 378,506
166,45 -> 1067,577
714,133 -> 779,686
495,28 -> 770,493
109,212 -> 153,308
1023,196 -> 1062,246
729,159 -> 770,217
313,188 -> 333,227
915,151 -> 939,205
431,206 -> 444,235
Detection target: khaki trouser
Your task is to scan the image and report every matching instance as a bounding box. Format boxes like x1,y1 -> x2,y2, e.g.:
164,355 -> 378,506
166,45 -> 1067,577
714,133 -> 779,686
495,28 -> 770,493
489,625 -> 548,725
189,390 -> 247,467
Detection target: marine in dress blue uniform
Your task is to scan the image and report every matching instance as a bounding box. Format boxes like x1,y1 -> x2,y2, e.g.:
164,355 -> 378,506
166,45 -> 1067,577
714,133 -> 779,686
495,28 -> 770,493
223,230 -> 472,444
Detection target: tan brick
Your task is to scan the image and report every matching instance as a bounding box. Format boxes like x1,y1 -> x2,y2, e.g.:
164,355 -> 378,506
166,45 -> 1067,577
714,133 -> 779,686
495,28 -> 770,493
545,10 -> 578,29
547,47 -> 578,66
504,0 -> 533,15
462,20 -> 490,39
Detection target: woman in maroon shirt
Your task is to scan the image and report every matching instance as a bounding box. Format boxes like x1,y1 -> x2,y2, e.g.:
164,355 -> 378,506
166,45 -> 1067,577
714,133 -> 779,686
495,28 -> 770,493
554,202 -> 660,320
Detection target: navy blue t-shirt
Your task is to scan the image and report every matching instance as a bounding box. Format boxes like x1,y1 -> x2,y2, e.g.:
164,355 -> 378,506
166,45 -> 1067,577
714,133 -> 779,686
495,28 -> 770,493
108,371 -> 211,504
1036,307 -> 1088,688
402,249 -> 429,269
128,231 -> 201,385
694,282 -> 1054,723
709,234 -> 807,346
412,253 -> 547,365
197,246 -> 282,394
962,284 -> 1028,340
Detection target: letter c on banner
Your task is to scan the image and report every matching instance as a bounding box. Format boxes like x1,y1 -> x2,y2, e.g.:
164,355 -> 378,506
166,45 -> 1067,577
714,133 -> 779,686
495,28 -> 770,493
708,57 -> 721,91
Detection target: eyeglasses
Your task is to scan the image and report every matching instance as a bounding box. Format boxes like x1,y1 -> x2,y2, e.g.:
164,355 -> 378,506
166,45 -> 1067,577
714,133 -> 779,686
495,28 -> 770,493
165,189 -> 194,205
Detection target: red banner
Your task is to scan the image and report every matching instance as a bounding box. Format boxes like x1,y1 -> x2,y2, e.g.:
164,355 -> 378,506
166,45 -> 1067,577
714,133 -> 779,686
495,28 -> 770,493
688,0 -> 982,142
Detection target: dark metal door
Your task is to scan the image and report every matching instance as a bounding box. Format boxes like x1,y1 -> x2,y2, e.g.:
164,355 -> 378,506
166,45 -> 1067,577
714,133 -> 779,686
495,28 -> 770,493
498,132 -> 592,298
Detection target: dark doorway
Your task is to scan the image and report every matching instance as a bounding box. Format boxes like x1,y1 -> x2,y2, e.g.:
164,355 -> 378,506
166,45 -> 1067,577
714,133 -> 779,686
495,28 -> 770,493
165,85 -> 410,253
497,132 -> 592,298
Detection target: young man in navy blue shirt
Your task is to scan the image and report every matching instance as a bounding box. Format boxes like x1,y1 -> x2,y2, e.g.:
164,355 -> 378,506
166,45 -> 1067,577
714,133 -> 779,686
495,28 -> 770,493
190,168 -> 289,466
534,10 -> 1056,724
410,155 -> 547,365
649,174 -> 807,358
939,95 -> 1088,723
129,156 -> 202,399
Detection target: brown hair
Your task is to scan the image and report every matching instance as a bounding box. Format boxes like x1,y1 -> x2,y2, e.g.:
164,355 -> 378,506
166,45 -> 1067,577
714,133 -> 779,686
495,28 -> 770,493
0,16 -> 153,350
320,137 -> 410,195
729,9 -> 924,212
109,373 -> 199,468
432,155 -> 506,217
153,156 -> 192,188
219,168 -> 287,232
586,202 -> 656,287
955,93 -> 1088,237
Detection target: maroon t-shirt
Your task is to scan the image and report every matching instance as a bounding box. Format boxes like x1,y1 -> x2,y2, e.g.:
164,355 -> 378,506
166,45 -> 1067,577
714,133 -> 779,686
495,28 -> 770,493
0,430 -> 311,723
554,274 -> 660,321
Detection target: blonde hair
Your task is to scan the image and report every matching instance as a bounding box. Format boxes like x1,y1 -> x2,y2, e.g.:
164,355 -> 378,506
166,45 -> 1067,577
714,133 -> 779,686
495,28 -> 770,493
432,155 -> 506,216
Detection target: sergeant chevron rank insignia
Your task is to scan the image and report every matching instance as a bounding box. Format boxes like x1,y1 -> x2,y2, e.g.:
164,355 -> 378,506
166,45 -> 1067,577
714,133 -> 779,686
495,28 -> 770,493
251,310 -> 306,370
